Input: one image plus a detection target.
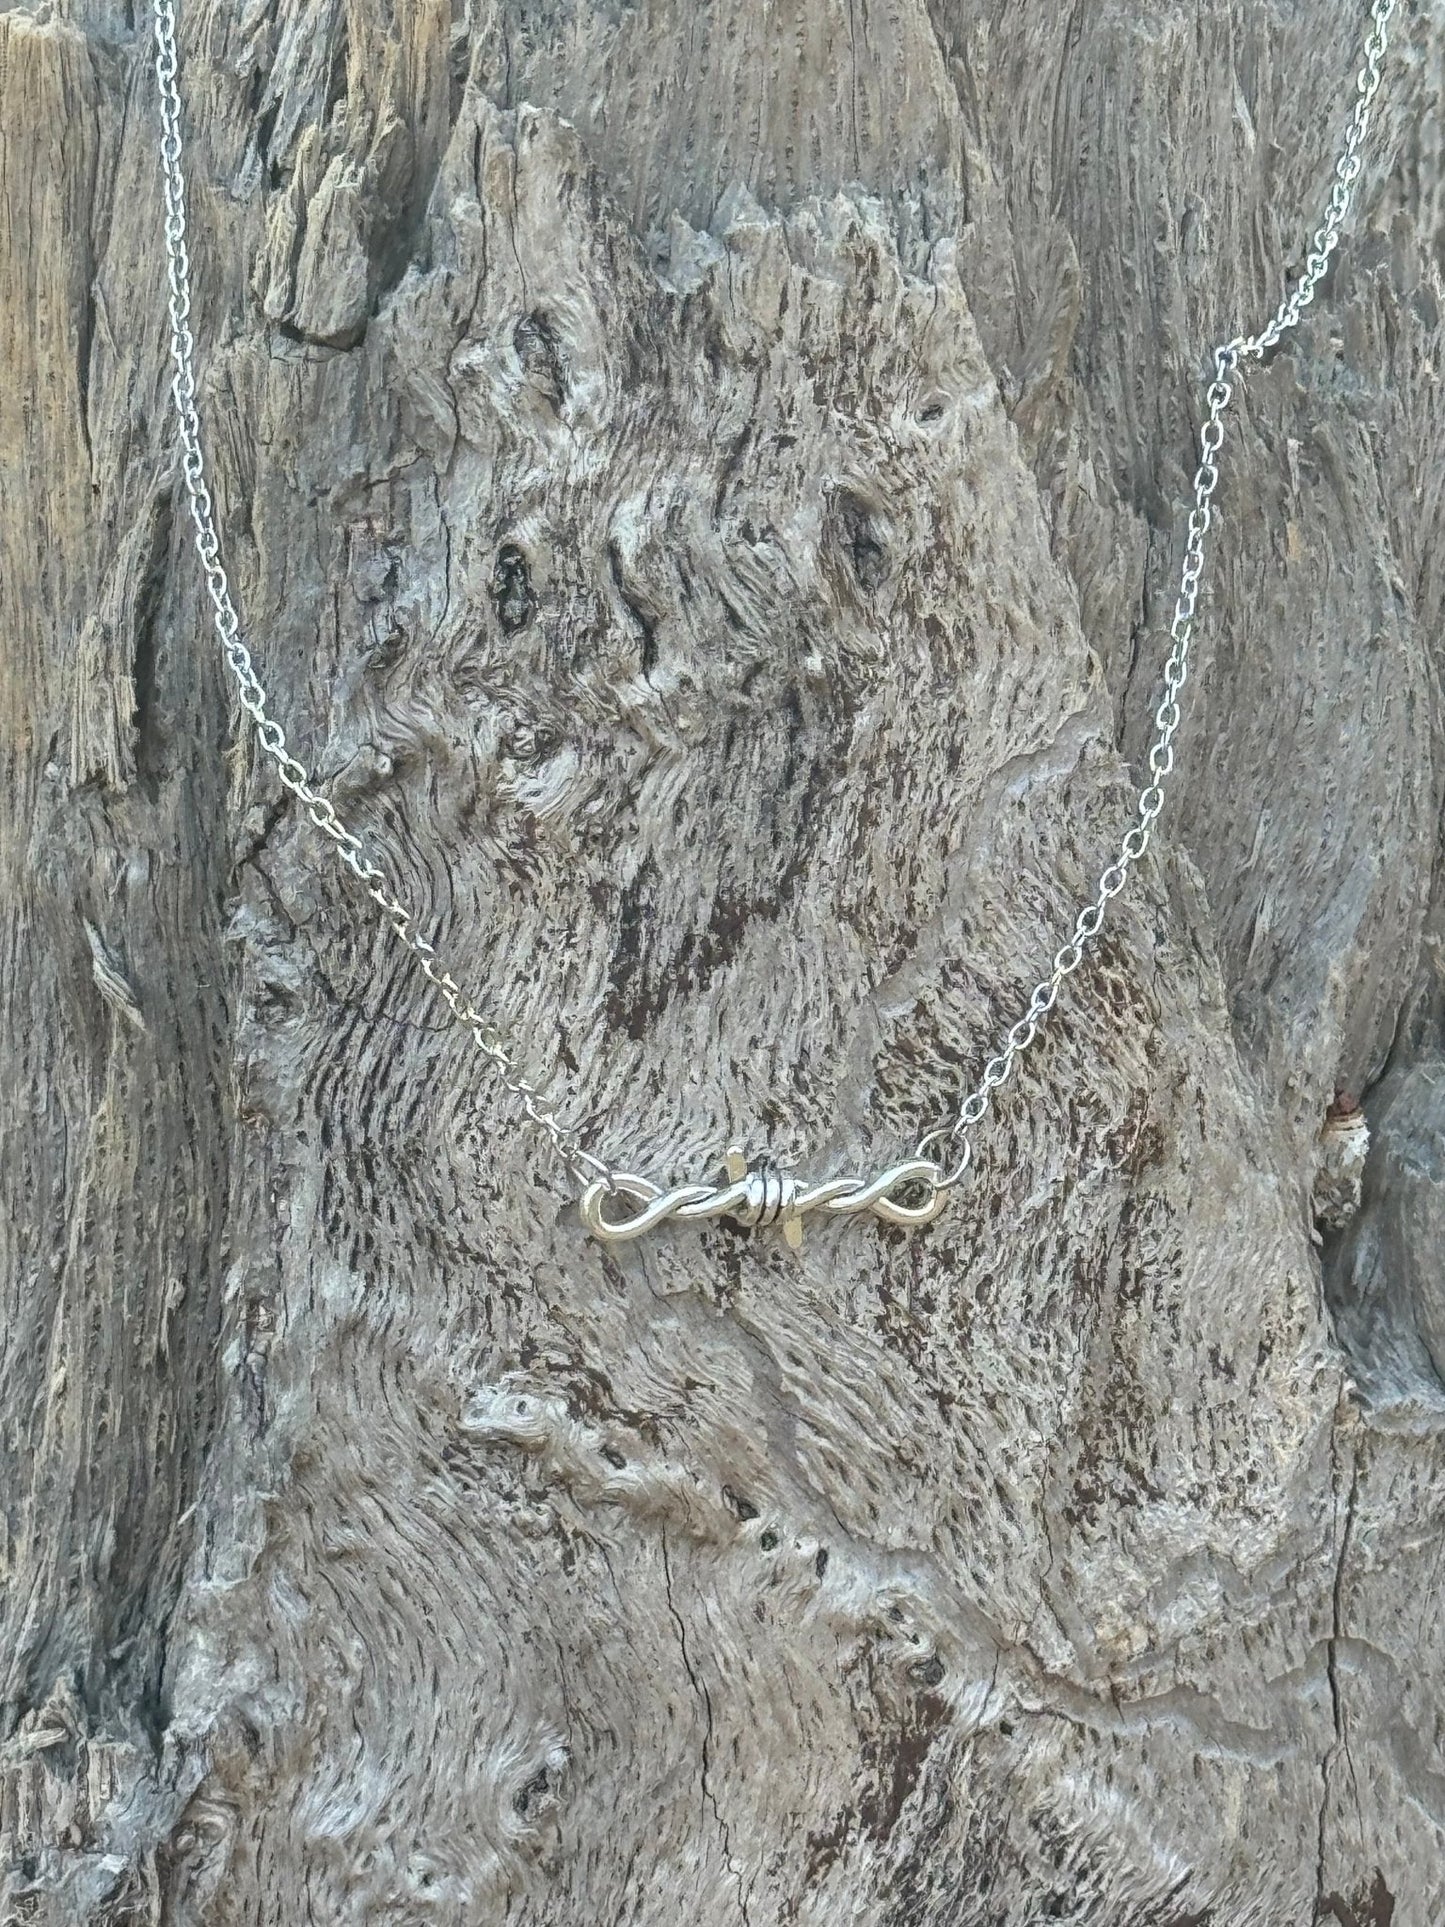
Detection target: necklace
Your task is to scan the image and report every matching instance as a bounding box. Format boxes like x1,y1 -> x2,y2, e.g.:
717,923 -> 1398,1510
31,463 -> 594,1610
152,0 -> 1397,1251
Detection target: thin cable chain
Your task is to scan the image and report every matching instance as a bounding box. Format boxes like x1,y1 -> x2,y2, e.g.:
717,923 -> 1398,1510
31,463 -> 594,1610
151,0 -> 607,1191
919,0 -> 1396,1188
152,0 -> 1394,1207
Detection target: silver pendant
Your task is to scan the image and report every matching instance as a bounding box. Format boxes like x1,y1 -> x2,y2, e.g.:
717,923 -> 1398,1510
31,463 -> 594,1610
579,1145 -> 947,1247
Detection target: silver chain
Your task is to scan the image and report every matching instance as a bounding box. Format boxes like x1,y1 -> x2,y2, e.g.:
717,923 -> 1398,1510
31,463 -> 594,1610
152,0 -> 610,1194
152,0 -> 1395,1236
917,0 -> 1397,1189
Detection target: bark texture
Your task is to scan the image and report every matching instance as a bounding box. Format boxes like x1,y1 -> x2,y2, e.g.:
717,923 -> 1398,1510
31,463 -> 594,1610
2,1 -> 1444,1922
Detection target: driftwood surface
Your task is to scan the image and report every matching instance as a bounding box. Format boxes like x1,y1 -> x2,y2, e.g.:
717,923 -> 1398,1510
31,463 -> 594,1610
2,1 -> 1444,1922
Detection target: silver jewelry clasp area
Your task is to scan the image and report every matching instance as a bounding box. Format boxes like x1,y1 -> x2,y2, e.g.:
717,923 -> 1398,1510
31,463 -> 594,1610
579,1145 -> 947,1248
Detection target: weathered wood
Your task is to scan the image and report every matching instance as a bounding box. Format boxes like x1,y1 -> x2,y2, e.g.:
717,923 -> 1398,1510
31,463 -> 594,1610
2,2 -> 1442,1922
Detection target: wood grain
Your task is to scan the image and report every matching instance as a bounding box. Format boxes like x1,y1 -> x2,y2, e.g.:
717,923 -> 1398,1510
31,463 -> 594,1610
1,2 -> 1442,1922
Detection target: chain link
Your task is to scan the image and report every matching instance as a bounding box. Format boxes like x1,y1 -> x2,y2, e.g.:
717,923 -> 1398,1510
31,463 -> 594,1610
917,0 -> 1397,1188
153,0 -> 1395,1219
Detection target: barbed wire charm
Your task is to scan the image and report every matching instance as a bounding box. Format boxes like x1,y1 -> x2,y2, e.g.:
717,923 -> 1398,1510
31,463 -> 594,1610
579,1146 -> 948,1248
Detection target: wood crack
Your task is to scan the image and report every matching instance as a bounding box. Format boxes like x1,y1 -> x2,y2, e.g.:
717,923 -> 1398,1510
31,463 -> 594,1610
660,1530 -> 755,1927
